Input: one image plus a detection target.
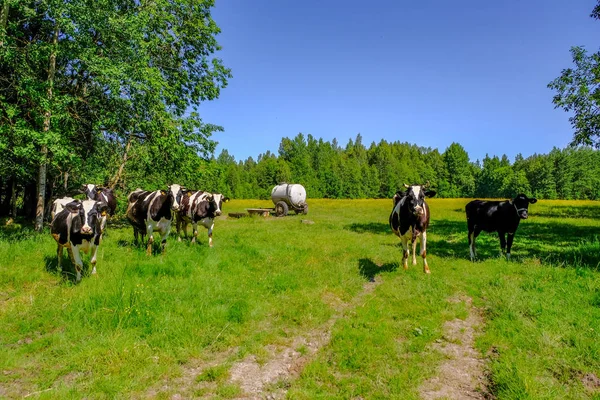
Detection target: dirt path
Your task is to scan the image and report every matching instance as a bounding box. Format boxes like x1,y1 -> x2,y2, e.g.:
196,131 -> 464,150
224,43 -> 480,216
419,296 -> 491,400
145,278 -> 380,399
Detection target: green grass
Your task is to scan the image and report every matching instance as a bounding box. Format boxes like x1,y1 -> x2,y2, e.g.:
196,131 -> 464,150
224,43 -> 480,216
1,198 -> 599,399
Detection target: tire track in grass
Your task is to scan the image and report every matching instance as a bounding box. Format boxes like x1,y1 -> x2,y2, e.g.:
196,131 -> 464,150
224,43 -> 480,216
146,278 -> 381,399
228,278 -> 381,399
419,295 -> 492,400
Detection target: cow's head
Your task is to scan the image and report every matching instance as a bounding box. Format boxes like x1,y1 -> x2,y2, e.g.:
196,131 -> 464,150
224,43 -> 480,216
78,200 -> 110,235
512,194 -> 537,219
164,184 -> 187,211
203,193 -> 229,217
81,184 -> 103,200
402,183 -> 436,217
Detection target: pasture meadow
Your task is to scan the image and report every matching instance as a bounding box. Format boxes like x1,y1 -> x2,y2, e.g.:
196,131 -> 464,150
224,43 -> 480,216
1,198 -> 599,399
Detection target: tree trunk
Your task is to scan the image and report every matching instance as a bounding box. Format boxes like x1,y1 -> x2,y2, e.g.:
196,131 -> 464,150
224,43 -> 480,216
35,26 -> 59,232
1,178 -> 13,216
24,181 -> 36,218
45,176 -> 54,221
63,171 -> 69,194
110,135 -> 133,190
0,1 -> 9,47
10,179 -> 17,219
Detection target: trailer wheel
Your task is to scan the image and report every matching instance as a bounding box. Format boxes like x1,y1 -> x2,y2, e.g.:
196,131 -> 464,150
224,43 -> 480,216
275,201 -> 289,217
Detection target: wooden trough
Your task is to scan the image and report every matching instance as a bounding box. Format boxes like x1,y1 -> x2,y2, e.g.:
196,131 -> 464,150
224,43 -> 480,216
228,208 -> 274,218
246,208 -> 273,217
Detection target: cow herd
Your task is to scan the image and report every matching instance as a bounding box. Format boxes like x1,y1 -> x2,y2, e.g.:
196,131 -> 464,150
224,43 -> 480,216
389,183 -> 538,274
48,182 -> 537,282
50,184 -> 228,282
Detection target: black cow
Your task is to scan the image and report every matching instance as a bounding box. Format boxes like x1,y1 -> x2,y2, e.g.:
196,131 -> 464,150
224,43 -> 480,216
51,199 -> 109,282
389,183 -> 436,273
176,191 -> 229,247
81,184 -> 117,233
465,194 -> 538,261
126,184 -> 185,254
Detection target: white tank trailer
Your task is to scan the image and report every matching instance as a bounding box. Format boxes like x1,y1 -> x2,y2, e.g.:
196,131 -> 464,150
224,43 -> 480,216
271,183 -> 308,216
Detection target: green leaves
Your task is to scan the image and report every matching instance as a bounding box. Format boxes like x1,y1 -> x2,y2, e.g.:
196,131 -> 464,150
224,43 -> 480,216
549,46 -> 600,148
0,0 -> 230,198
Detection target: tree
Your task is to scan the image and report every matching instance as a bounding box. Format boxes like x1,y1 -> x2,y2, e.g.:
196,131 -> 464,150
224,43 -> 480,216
442,143 -> 475,197
0,0 -> 231,226
548,2 -> 600,148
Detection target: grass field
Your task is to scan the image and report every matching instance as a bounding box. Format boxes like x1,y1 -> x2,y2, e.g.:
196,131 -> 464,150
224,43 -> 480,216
1,198 -> 600,399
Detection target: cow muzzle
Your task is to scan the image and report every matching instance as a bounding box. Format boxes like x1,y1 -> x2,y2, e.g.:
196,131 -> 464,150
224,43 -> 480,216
81,226 -> 93,234
215,210 -> 222,216
520,213 -> 528,219
414,206 -> 424,216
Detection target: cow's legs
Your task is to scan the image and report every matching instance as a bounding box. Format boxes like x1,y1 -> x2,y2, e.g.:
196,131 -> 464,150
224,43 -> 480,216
468,228 -> 480,261
401,236 -> 409,270
207,222 -> 215,247
498,231 -> 507,257
506,232 -> 515,260
56,244 -> 63,271
146,224 -> 155,255
133,228 -> 139,246
420,231 -> 430,274
192,222 -> 198,244
411,236 -> 418,265
176,216 -> 183,242
90,244 -> 99,274
70,246 -> 83,282
160,226 -> 171,254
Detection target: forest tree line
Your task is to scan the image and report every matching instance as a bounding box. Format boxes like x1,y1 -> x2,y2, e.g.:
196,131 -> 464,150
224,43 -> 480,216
2,131 -> 599,221
197,133 -> 600,201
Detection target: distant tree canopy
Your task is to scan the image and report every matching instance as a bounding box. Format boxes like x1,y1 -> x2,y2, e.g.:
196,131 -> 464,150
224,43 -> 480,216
548,1 -> 600,148
203,134 -> 600,201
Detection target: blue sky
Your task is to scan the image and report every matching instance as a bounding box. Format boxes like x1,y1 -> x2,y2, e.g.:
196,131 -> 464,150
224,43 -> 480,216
200,0 -> 600,163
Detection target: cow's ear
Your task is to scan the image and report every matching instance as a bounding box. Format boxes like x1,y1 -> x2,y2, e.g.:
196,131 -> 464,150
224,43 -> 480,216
529,198 -> 538,204
425,190 -> 436,198
160,190 -> 166,196
96,187 -> 103,193
187,191 -> 192,197
97,201 -> 110,216
223,197 -> 230,202
65,201 -> 81,213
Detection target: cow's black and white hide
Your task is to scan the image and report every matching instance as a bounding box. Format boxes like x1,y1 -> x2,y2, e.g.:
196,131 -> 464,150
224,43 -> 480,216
126,184 -> 185,254
176,191 -> 229,247
389,184 -> 436,273
50,199 -> 109,282
81,184 -> 117,233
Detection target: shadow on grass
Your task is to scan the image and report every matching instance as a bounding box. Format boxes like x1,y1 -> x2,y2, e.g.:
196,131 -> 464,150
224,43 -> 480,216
358,258 -> 398,282
346,222 -> 390,235
534,205 -> 600,220
427,218 -> 600,269
43,255 -> 84,283
0,222 -> 40,242
350,216 -> 600,269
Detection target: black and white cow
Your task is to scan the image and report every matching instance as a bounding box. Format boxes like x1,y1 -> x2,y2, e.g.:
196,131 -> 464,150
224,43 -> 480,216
81,184 -> 117,233
126,184 -> 185,254
176,191 -> 229,247
50,199 -> 110,282
389,183 -> 436,273
51,196 -> 76,220
465,194 -> 538,261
